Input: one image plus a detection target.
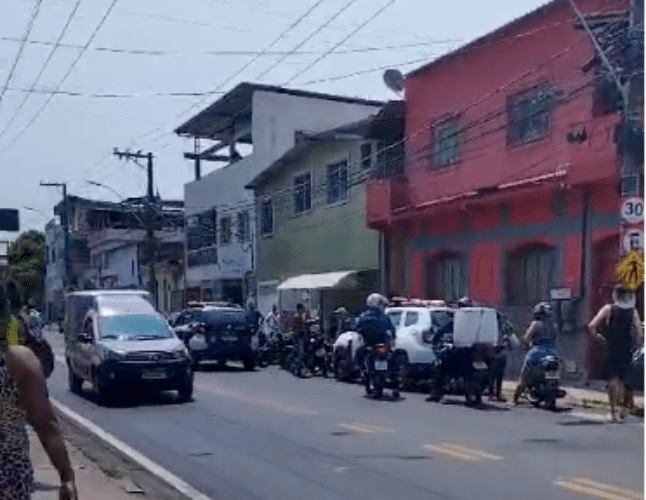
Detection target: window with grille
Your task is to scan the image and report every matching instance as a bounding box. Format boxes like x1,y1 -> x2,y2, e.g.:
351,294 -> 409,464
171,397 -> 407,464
187,209 -> 216,251
220,216 -> 232,245
432,255 -> 465,301
260,198 -> 273,236
507,86 -> 552,145
432,118 -> 462,167
506,245 -> 554,304
327,160 -> 348,204
293,173 -> 311,214
237,211 -> 250,242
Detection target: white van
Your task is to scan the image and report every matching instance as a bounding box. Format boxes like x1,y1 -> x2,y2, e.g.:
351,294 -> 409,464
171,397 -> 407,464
65,291 -> 193,404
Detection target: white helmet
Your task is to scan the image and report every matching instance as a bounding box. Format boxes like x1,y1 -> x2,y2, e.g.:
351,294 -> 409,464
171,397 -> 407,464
366,293 -> 389,310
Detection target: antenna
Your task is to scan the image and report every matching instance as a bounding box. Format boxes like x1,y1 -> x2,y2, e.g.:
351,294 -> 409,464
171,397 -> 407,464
383,69 -> 404,94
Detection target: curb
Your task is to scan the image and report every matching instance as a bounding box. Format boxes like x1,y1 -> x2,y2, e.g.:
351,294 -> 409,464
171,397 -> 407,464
50,398 -> 213,500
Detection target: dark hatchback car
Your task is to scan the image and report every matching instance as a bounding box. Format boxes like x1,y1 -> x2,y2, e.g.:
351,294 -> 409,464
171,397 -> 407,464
172,305 -> 255,370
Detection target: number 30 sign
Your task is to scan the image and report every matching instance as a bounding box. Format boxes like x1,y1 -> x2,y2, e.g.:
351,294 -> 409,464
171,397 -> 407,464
621,197 -> 644,224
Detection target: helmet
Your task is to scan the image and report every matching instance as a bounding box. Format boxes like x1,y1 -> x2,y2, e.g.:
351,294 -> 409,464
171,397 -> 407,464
457,297 -> 473,308
334,307 -> 348,316
533,302 -> 552,319
366,293 -> 389,310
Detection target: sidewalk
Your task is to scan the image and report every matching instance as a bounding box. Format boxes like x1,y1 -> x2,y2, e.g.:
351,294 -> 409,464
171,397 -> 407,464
29,427 -> 139,500
501,380 -> 644,413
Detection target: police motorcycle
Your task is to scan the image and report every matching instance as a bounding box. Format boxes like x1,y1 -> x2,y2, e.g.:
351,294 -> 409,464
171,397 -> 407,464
427,303 -> 498,406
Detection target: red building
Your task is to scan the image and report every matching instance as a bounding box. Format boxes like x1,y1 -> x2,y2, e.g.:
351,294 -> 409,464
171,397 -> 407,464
367,0 -> 634,380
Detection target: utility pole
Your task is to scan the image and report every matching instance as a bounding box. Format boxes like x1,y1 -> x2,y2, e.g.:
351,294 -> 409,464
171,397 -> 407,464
113,149 -> 159,308
40,182 -> 69,292
618,0 -> 644,259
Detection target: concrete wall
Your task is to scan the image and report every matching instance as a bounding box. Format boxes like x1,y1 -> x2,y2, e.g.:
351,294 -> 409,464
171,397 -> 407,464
255,139 -> 380,284
96,243 -> 139,288
183,89 -> 382,290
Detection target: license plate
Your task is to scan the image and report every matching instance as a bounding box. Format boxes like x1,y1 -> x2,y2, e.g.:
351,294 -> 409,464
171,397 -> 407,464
142,369 -> 167,380
545,370 -> 559,379
374,360 -> 388,371
221,336 -> 238,342
472,361 -> 488,370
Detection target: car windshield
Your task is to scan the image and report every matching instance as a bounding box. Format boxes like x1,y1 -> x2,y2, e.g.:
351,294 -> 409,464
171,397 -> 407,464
197,309 -> 248,326
387,311 -> 403,327
99,314 -> 172,340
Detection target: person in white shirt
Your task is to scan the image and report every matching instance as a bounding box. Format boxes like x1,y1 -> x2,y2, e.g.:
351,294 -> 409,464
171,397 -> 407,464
265,305 -> 280,341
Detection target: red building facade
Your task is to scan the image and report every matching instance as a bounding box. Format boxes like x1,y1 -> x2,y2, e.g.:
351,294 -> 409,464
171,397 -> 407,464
367,0 -> 630,380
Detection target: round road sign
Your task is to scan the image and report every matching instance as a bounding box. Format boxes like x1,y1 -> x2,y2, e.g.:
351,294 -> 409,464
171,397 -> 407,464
621,197 -> 644,224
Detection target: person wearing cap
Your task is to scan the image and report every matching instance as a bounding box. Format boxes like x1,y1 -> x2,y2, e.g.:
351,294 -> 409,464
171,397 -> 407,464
589,284 -> 643,421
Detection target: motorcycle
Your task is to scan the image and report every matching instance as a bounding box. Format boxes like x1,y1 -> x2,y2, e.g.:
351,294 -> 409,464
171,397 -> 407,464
306,335 -> 333,377
522,354 -> 566,409
364,343 -> 400,399
428,341 -> 490,406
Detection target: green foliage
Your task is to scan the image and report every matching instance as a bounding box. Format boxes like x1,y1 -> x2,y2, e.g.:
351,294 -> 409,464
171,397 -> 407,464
7,230 -> 46,303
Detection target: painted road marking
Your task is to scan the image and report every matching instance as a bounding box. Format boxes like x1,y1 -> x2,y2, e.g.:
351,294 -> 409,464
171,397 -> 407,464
50,398 -> 213,500
555,477 -> 644,500
422,443 -> 502,462
195,382 -> 318,416
338,422 -> 397,434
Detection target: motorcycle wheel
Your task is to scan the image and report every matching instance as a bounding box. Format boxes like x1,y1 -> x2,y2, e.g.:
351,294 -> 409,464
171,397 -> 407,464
373,383 -> 383,399
525,390 -> 541,408
544,397 -> 556,410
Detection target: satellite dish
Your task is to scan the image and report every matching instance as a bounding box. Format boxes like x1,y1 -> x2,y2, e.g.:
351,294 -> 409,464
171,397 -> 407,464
383,69 -> 404,94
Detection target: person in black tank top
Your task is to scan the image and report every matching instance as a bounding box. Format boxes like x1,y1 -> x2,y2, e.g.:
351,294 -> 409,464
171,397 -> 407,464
589,285 -> 642,421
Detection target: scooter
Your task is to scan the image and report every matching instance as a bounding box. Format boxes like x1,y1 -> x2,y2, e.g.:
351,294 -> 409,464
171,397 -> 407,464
523,354 -> 566,410
364,343 -> 400,399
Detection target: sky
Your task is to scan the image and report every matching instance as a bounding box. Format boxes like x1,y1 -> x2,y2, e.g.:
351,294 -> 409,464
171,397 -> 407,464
0,0 -> 550,239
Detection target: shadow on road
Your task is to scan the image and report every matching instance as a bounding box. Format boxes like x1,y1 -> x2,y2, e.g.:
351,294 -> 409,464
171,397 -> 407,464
425,397 -> 510,412
76,384 -> 190,409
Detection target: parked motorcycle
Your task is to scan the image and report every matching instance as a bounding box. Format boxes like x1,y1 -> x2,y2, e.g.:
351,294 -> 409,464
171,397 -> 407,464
364,343 -> 400,399
428,341 -> 490,406
307,335 -> 333,377
522,354 -> 566,409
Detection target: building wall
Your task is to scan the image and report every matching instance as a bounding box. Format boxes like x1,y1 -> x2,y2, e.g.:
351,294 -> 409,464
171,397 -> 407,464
93,243 -> 140,289
183,90 -> 382,292
402,183 -> 621,379
403,0 -> 626,206
255,139 -> 380,284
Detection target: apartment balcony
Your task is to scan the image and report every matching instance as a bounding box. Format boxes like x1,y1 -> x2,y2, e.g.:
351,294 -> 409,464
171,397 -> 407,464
87,228 -> 146,249
366,176 -> 410,230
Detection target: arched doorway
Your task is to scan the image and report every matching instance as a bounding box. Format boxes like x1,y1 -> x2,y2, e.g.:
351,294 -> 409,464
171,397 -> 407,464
587,234 -> 619,380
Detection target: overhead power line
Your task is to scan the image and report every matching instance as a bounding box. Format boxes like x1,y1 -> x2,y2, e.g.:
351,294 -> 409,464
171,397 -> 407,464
256,0 -> 360,81
0,0 -> 43,108
0,35 -> 460,57
0,0 -> 83,142
126,0 -> 329,148
0,0 -> 119,155
284,0 -> 396,85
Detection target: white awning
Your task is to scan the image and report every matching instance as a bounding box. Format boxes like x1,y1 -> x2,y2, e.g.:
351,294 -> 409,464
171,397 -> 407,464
277,271 -> 357,290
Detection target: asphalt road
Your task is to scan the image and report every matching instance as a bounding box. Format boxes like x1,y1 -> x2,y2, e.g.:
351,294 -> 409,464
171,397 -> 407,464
45,332 -> 643,500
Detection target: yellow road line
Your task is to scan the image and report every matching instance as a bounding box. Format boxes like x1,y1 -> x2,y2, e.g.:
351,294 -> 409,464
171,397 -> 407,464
438,443 -> 502,460
195,383 -> 318,415
555,478 -> 644,500
422,444 -> 479,462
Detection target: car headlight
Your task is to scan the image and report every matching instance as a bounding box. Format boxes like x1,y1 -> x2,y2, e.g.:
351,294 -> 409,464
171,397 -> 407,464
172,345 -> 189,359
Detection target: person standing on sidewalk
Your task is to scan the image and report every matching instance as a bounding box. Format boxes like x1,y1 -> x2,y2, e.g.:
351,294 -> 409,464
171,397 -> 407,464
588,284 -> 643,421
1,289 -> 78,499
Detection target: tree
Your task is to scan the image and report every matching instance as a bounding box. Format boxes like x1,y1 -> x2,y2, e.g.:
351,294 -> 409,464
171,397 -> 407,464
8,230 -> 46,305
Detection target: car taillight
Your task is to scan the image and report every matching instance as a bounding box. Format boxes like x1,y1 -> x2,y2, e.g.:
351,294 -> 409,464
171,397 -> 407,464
376,346 -> 388,355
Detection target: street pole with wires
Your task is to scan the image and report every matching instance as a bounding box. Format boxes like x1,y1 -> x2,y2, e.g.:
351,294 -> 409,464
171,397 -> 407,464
113,149 -> 159,308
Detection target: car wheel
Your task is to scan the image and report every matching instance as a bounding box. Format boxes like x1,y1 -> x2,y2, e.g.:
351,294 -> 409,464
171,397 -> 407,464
242,356 -> 255,371
177,372 -> 194,403
68,364 -> 83,394
93,370 -> 112,406
334,350 -> 349,381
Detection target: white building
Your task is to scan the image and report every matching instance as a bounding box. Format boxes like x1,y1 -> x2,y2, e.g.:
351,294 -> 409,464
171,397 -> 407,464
48,195 -> 185,315
175,82 -> 383,315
